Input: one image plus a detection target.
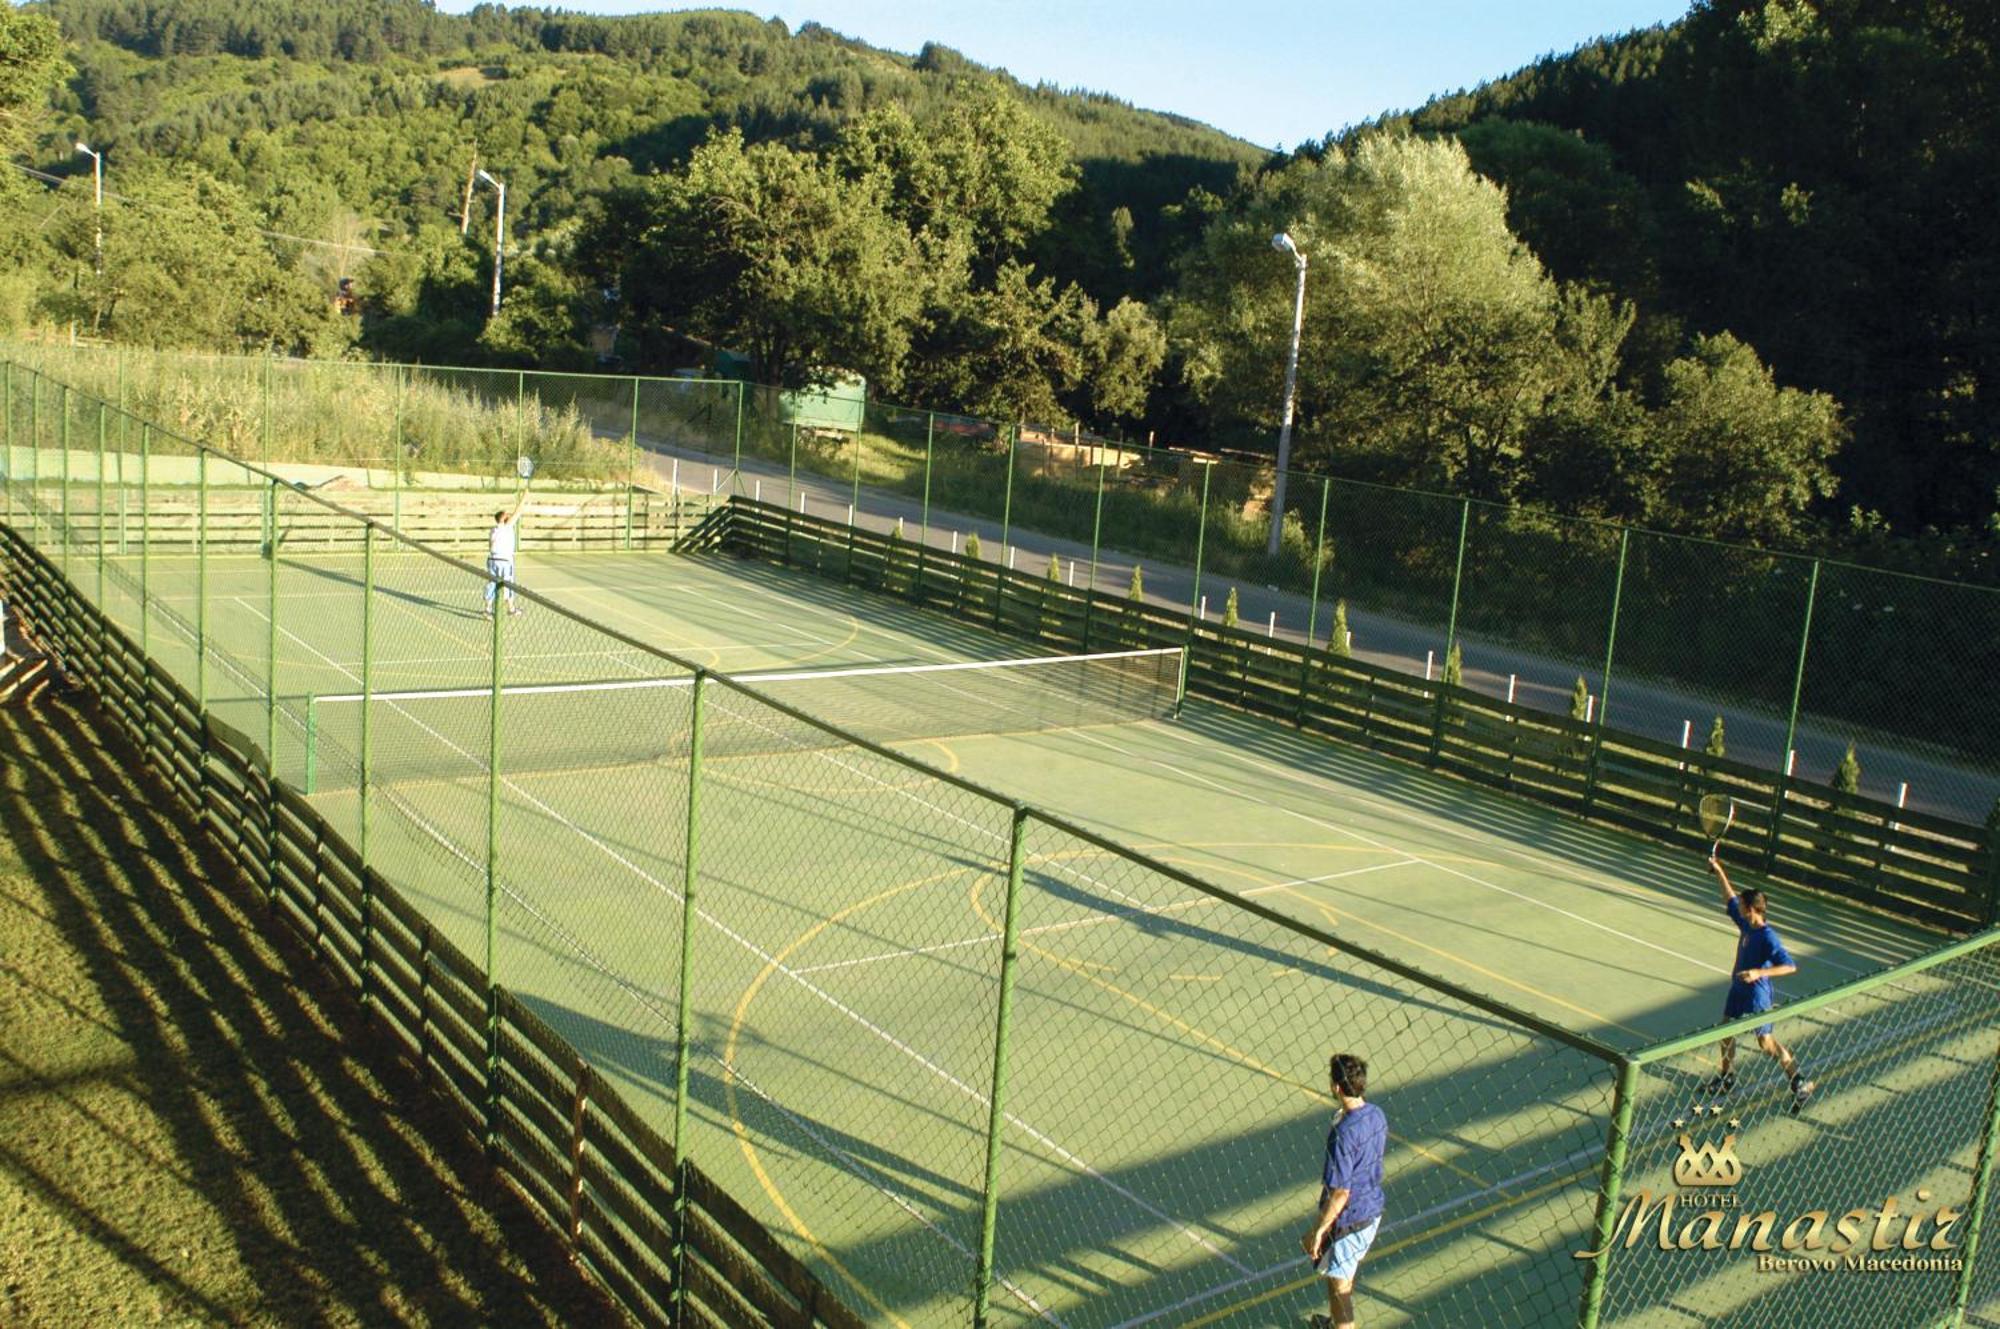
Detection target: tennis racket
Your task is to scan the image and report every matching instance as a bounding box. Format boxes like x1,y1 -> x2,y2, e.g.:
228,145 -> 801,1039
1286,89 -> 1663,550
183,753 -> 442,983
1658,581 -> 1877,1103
1699,793 -> 1737,857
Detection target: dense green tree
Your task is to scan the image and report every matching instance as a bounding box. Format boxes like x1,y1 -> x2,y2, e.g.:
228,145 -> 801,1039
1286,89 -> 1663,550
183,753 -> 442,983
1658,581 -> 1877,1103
618,127 -> 921,388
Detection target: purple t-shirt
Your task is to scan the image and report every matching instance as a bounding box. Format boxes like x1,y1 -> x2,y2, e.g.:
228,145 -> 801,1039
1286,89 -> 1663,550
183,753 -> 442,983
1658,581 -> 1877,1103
1320,1102 -> 1387,1227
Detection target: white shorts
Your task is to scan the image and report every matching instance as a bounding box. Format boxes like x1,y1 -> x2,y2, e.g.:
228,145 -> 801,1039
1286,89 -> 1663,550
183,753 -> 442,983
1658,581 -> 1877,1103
1313,1217 -> 1380,1282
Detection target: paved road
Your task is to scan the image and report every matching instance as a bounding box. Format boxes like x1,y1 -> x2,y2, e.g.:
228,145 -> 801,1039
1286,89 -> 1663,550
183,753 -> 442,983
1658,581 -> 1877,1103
627,437 -> 1998,825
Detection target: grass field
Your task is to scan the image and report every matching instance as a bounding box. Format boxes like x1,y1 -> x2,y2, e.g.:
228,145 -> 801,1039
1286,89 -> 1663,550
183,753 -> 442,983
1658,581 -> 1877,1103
0,679 -> 620,1327
72,541 -> 1971,1327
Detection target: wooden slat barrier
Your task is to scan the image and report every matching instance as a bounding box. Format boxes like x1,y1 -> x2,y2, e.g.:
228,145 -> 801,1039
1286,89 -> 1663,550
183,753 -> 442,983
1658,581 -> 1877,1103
48,488 -> 713,553
0,522 -> 858,1329
723,498 -> 2000,934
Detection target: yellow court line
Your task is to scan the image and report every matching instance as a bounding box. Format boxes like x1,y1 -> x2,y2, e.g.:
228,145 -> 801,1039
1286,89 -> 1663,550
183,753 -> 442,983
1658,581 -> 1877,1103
966,857 -> 1499,1193
1269,884 -> 1655,1045
723,864 -> 987,1329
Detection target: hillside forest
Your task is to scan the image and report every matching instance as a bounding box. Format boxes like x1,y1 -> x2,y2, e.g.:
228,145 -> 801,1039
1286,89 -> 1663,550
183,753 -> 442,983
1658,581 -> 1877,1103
1,0 -> 1995,576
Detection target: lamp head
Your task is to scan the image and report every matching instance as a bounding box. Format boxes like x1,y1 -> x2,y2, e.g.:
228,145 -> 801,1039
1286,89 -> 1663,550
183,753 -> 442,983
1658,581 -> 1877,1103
1271,232 -> 1297,255
477,169 -> 499,187
76,142 -> 94,156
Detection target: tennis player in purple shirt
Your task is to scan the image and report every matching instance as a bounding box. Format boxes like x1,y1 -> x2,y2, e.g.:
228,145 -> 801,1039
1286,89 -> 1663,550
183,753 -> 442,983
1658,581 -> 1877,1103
1301,1053 -> 1386,1329
1705,855 -> 1814,1114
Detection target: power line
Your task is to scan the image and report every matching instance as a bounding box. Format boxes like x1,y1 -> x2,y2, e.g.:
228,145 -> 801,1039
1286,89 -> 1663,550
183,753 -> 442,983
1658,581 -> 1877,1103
3,157 -> 405,257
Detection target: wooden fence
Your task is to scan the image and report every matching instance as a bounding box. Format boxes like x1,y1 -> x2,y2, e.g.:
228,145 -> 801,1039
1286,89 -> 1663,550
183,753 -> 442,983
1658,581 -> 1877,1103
0,525 -> 860,1329
723,499 -> 2000,935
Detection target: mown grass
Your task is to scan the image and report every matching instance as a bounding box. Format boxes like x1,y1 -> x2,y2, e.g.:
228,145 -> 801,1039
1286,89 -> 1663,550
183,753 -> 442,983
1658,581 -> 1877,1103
0,680 -> 626,1327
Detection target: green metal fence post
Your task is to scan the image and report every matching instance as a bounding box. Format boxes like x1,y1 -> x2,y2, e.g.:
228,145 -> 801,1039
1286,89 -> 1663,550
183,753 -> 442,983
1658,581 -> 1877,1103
1951,1035 -> 2000,1323
515,368 -> 526,466
58,385 -> 70,575
139,425 -> 151,658
1000,425 -> 1018,564
392,365 -> 405,533
264,480 -> 279,856
261,354 -> 272,467
2,360 -> 11,526
972,806 -> 1032,1328
1430,499 -> 1472,767
358,525 -> 375,1007
1083,442 -> 1108,650
671,671 -> 707,1320
95,403 -> 106,615
485,572 -> 505,1159
1768,560 -> 1821,871
626,376 -> 640,551
195,448 -> 207,709
1189,459 -> 1213,627
916,412 -> 935,599
732,381 -> 745,481
1585,529 -> 1630,808
1575,1058 -> 1640,1328
1304,477 -> 1331,649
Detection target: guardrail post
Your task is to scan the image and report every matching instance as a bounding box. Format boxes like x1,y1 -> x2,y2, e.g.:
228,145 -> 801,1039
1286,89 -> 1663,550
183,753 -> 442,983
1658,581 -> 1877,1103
265,475 -> 279,903
195,447 -> 207,709
1768,560 -> 1820,872
58,385 -> 70,575
972,807 -> 1031,1328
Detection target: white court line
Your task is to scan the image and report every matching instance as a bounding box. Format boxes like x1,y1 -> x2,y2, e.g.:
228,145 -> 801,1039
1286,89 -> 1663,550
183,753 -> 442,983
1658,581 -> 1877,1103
233,590 -> 1248,1285
790,859 -> 1416,977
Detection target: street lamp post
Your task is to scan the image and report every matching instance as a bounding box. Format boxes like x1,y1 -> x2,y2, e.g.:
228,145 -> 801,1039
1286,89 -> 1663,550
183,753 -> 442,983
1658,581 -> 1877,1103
476,168 -> 506,315
1268,231 -> 1308,558
74,142 -> 103,274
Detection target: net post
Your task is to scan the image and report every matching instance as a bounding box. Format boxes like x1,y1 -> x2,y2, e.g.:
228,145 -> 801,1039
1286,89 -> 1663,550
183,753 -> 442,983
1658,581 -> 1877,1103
195,446 -> 207,710
626,375 -> 639,551
671,670 -> 707,1320
1952,1031 -> 2000,1321
1585,528 -> 1630,809
917,411 -> 935,600
484,568 -> 505,1161
303,696 -> 319,795
359,526 -> 375,1008
1768,559 -> 1820,871
1576,1056 -> 1639,1329
972,805 -> 1031,1328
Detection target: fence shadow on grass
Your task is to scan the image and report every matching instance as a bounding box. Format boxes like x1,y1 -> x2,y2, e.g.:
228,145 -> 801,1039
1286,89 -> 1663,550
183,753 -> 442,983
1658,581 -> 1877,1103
0,684 -> 619,1327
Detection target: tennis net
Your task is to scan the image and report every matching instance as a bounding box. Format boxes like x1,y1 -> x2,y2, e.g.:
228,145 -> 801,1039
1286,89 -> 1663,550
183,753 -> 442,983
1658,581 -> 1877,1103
301,645 -> 1186,792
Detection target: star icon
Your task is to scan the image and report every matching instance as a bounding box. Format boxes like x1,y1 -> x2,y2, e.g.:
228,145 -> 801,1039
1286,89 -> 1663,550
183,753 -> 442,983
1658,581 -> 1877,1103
1672,1118 -> 1686,1129
1728,1118 -> 1741,1130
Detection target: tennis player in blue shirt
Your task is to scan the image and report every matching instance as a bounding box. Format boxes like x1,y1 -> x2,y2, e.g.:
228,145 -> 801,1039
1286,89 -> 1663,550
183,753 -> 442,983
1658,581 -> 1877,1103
1705,855 -> 1814,1114
1301,1053 -> 1387,1329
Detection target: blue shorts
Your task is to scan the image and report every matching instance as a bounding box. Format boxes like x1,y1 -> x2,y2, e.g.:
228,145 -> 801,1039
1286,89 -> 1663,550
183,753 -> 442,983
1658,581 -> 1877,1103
1312,1217 -> 1380,1283
1724,986 -> 1774,1037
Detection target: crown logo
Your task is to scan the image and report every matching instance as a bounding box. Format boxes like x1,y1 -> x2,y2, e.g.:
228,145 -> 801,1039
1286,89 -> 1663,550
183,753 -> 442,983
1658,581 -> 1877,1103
1673,1131 -> 1744,1188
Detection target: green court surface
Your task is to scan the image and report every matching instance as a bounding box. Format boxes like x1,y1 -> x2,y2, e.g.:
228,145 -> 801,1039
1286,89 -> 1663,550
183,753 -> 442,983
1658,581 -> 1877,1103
98,544 -> 1960,1327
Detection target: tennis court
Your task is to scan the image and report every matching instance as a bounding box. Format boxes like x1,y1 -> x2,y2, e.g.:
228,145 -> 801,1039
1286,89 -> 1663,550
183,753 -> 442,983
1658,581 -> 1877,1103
83,531 -> 1969,1329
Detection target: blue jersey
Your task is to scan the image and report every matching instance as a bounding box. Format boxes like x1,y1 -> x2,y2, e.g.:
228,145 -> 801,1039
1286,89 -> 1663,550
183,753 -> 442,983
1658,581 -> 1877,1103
1321,1102 -> 1388,1226
1726,896 -> 1793,1007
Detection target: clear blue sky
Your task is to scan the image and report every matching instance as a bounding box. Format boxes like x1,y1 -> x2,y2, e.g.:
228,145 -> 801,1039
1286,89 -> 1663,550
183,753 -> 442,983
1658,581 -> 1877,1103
435,1 -> 1693,149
